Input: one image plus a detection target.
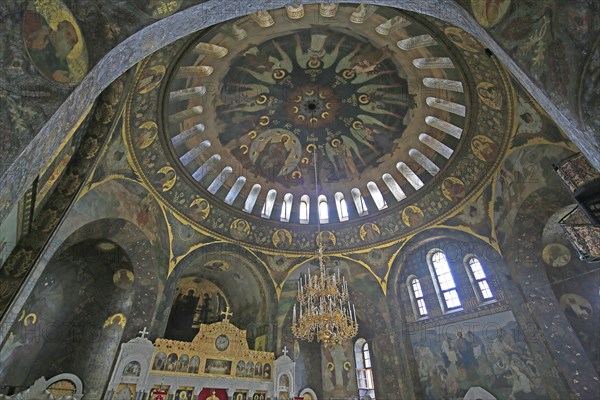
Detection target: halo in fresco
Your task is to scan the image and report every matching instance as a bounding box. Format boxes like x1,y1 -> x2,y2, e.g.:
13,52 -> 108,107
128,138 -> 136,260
23,0 -> 88,85
471,0 -> 511,28
542,243 -> 571,268
560,293 -> 592,320
113,269 -> 135,289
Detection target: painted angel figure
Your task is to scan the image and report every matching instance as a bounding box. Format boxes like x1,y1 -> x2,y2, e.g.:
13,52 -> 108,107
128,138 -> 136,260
239,41 -> 292,84
295,33 -> 345,69
325,135 -> 366,178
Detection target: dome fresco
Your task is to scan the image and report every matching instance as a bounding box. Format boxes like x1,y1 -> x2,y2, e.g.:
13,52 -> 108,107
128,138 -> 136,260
125,4 -> 514,253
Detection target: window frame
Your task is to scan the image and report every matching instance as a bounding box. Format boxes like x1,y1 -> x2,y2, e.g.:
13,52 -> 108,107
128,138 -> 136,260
406,275 -> 428,320
464,254 -> 496,304
427,249 -> 462,313
354,338 -> 376,398
299,195 -> 310,224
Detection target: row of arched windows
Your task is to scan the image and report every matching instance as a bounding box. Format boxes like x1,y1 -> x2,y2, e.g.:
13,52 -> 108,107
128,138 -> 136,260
408,250 -> 494,319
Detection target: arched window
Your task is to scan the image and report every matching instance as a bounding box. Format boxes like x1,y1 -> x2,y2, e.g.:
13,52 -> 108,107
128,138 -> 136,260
354,338 -> 376,400
318,195 -> 329,223
299,195 -> 310,224
351,188 -> 368,216
396,162 -> 424,190
408,277 -> 428,318
430,251 -> 461,310
243,184 -> 261,213
261,189 -> 277,218
466,257 -> 494,301
225,176 -> 246,205
334,192 -> 349,221
382,173 -> 406,201
280,193 -> 293,222
207,166 -> 233,194
367,181 -> 387,210
192,154 -> 221,181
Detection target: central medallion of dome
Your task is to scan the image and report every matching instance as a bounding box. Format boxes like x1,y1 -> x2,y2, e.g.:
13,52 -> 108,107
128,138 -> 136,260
216,29 -> 411,188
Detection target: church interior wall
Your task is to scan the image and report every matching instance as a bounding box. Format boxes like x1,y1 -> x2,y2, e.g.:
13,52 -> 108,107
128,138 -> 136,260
0,1 -> 599,399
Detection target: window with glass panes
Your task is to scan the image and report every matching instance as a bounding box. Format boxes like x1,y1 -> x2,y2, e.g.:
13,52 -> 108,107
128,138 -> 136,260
361,343 -> 374,389
410,278 -> 428,317
431,251 -> 461,309
468,257 -> 494,300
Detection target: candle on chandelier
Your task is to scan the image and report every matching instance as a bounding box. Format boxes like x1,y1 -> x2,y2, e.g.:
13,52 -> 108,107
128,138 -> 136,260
293,303 -> 297,323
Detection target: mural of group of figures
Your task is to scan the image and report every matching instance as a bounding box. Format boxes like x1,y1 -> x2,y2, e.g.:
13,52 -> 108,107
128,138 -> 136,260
235,360 -> 272,380
152,352 -> 201,373
411,311 -> 548,400
215,28 -> 413,187
165,288 -> 228,341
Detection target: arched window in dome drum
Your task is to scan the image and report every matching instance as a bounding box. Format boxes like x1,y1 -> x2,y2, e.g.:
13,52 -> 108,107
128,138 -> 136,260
396,34 -> 436,50
225,176 -> 246,205
172,123 -> 206,147
261,189 -> 277,218
179,140 -> 210,165
409,149 -> 440,176
243,184 -> 261,213
382,173 -> 406,201
425,116 -> 463,139
466,257 -> 494,301
192,154 -> 221,182
422,77 -> 464,93
299,195 -> 310,224
351,188 -> 368,216
207,166 -> 233,194
429,251 -> 461,310
280,193 -> 293,222
396,162 -> 424,190
334,192 -> 349,221
426,97 -> 466,117
419,133 -> 453,159
169,85 -> 206,102
412,57 -> 454,69
367,181 -> 387,210
318,195 -> 329,223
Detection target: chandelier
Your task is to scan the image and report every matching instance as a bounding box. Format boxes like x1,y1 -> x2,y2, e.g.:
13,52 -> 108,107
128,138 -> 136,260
291,149 -> 359,344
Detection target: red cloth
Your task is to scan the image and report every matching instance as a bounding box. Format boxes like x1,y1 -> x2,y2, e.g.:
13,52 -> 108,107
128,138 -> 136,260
150,391 -> 167,400
198,388 -> 228,400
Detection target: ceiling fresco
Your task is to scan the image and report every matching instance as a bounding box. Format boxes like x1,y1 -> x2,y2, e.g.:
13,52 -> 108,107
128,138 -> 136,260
125,4 -> 516,253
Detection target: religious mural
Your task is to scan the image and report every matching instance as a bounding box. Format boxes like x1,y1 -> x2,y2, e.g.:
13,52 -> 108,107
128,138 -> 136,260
457,0 -> 599,134
0,238 -> 136,397
410,311 -> 547,400
22,0 -> 88,85
215,29 -> 411,186
493,145 -> 574,247
125,4 -> 514,253
165,278 -> 228,342
321,341 -> 358,399
1,1 -> 599,399
540,206 -> 600,375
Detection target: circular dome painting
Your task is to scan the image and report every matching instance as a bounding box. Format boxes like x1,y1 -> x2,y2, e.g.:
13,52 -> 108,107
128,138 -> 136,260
125,4 -> 514,252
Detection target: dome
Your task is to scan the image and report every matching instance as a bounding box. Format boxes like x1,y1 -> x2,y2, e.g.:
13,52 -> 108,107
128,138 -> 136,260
126,4 -> 514,253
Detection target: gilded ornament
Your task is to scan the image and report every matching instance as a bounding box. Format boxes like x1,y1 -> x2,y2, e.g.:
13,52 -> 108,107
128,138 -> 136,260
156,166 -> 177,192
319,3 -> 338,18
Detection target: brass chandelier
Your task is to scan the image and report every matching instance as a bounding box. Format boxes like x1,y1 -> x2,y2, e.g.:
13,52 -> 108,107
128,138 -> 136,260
291,149 -> 359,343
